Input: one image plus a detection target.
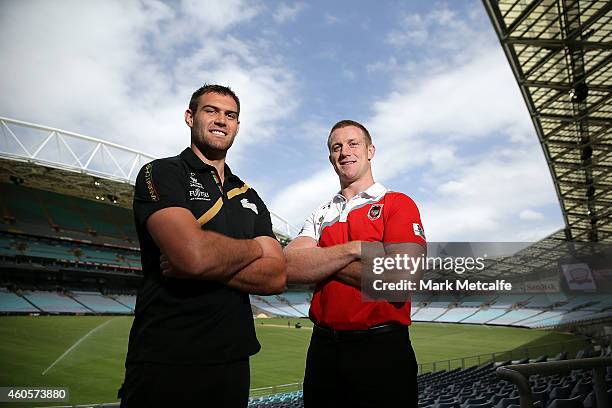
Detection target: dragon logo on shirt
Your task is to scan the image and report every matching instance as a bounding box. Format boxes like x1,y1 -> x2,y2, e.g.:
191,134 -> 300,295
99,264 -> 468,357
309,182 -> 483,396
367,204 -> 383,220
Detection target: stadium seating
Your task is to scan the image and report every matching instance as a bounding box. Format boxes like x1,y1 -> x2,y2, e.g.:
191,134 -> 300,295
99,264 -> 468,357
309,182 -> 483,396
70,291 -> 132,314
22,290 -> 92,313
250,295 -> 306,317
486,309 -> 544,325
244,346 -> 612,408
249,390 -> 304,408
110,294 -> 136,311
0,287 -> 39,313
245,291 -> 611,329
412,307 -> 448,321
0,183 -> 136,245
460,294 -> 493,307
434,307 -> 479,323
0,230 -> 141,275
490,294 -> 532,308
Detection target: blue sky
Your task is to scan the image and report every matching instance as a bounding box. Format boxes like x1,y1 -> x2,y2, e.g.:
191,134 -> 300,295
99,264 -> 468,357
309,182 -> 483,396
0,0 -> 565,241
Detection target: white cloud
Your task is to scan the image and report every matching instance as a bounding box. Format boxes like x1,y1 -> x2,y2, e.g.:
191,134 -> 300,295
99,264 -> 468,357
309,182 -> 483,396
0,0 -> 296,164
519,209 -> 545,221
420,147 -> 557,241
271,7 -> 563,241
324,13 -> 340,25
273,2 -> 306,23
270,169 -> 339,228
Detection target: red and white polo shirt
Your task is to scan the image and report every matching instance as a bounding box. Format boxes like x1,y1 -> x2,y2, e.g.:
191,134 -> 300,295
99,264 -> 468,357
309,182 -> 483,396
298,182 -> 426,330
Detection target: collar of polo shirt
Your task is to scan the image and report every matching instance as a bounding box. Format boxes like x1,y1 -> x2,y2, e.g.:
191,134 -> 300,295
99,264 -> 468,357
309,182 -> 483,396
333,182 -> 386,203
180,147 -> 240,181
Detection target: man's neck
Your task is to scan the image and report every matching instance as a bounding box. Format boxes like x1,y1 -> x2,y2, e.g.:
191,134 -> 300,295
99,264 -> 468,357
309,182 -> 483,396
340,176 -> 375,201
191,144 -> 226,182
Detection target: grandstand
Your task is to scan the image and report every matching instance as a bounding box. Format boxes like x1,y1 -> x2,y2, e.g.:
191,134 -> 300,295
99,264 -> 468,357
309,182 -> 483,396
1,0 -> 612,405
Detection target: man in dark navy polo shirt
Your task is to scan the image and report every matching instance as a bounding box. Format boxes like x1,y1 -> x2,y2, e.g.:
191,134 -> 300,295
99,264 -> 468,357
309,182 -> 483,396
285,120 -> 426,407
119,84 -> 286,408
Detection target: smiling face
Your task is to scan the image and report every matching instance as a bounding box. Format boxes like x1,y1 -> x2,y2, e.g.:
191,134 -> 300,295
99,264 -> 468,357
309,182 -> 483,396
328,125 -> 375,185
185,92 -> 240,155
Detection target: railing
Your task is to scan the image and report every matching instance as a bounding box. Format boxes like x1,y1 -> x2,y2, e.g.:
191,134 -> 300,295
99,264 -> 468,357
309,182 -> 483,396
0,116 -> 298,239
497,357 -> 612,408
417,337 -> 591,374
0,116 -> 156,184
249,382 -> 302,398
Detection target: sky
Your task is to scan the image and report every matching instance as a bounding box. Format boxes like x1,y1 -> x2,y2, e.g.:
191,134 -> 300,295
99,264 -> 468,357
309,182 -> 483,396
0,0 -> 565,242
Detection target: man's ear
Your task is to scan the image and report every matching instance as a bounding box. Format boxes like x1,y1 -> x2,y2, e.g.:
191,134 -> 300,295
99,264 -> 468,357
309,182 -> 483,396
184,109 -> 193,128
368,144 -> 375,161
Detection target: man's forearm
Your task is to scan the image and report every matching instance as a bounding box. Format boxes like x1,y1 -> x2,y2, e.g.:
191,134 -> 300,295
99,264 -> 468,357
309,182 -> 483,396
224,257 -> 287,295
285,241 -> 360,284
192,231 -> 263,280
334,260 -> 362,287
335,243 -> 426,289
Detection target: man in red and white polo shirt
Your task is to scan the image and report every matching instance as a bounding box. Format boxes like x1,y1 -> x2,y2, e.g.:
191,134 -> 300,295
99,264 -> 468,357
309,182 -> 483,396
285,119 -> 426,408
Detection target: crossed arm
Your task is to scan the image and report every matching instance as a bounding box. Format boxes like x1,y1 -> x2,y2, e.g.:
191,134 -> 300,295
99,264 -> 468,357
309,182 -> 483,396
148,207 -> 286,295
284,236 -> 425,288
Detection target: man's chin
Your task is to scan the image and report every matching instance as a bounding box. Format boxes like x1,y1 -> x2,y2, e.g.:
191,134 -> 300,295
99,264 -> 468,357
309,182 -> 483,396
193,139 -> 233,158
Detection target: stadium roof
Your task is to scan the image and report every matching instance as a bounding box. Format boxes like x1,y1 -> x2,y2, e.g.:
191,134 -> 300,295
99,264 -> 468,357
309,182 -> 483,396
483,0 -> 612,243
0,116 -> 297,239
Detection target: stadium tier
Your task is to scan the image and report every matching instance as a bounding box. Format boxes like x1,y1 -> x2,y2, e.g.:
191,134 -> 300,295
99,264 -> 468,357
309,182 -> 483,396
434,307 -> 479,323
3,284 -> 611,328
21,290 -> 91,314
246,346 -> 612,408
0,287 -> 39,313
0,230 -> 141,275
0,182 -> 136,246
70,291 -> 133,314
251,291 -> 612,329
110,294 -> 136,311
0,288 -> 135,315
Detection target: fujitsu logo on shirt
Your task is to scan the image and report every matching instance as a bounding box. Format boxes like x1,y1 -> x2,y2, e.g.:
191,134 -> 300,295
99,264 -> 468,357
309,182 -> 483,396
188,172 -> 210,201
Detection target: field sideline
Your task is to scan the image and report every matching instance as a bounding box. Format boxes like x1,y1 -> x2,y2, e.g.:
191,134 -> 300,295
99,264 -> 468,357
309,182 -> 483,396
0,316 -> 586,406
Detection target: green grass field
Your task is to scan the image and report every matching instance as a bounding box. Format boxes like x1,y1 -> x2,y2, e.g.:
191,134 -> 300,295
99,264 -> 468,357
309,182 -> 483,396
0,316 -> 588,406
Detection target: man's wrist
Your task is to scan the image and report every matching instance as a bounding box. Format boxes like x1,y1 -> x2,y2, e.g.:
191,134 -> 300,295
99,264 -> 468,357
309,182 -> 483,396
347,240 -> 361,260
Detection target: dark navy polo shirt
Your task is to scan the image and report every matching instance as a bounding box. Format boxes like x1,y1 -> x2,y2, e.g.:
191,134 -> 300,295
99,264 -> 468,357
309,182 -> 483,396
126,147 -> 275,365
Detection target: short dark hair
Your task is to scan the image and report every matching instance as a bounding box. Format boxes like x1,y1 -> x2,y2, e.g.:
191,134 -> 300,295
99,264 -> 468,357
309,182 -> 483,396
189,84 -> 240,115
327,119 -> 372,150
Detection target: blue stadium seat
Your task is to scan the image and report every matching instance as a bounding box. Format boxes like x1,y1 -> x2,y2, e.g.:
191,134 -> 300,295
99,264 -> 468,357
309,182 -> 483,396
570,380 -> 592,399
549,385 -> 572,401
546,396 -> 584,408
494,396 -> 520,408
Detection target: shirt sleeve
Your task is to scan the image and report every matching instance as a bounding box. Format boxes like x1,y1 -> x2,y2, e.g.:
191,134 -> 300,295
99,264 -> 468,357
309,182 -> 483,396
296,210 -> 318,241
383,193 -> 426,246
252,190 -> 276,239
133,159 -> 189,227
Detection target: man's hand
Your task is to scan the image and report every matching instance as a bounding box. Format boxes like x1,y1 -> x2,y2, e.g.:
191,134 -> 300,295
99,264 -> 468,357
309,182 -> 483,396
334,241 -> 383,287
223,236 -> 286,294
284,237 -> 361,284
147,207 -> 261,280
159,238 -> 268,279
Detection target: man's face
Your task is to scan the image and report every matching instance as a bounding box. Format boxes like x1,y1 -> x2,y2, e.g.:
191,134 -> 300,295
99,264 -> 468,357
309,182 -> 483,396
328,126 -> 375,183
185,92 -> 240,153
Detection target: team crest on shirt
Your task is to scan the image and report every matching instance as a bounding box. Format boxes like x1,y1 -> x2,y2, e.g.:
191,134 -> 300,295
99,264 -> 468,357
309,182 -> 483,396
367,204 -> 384,220
241,198 -> 258,214
413,223 -> 425,239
